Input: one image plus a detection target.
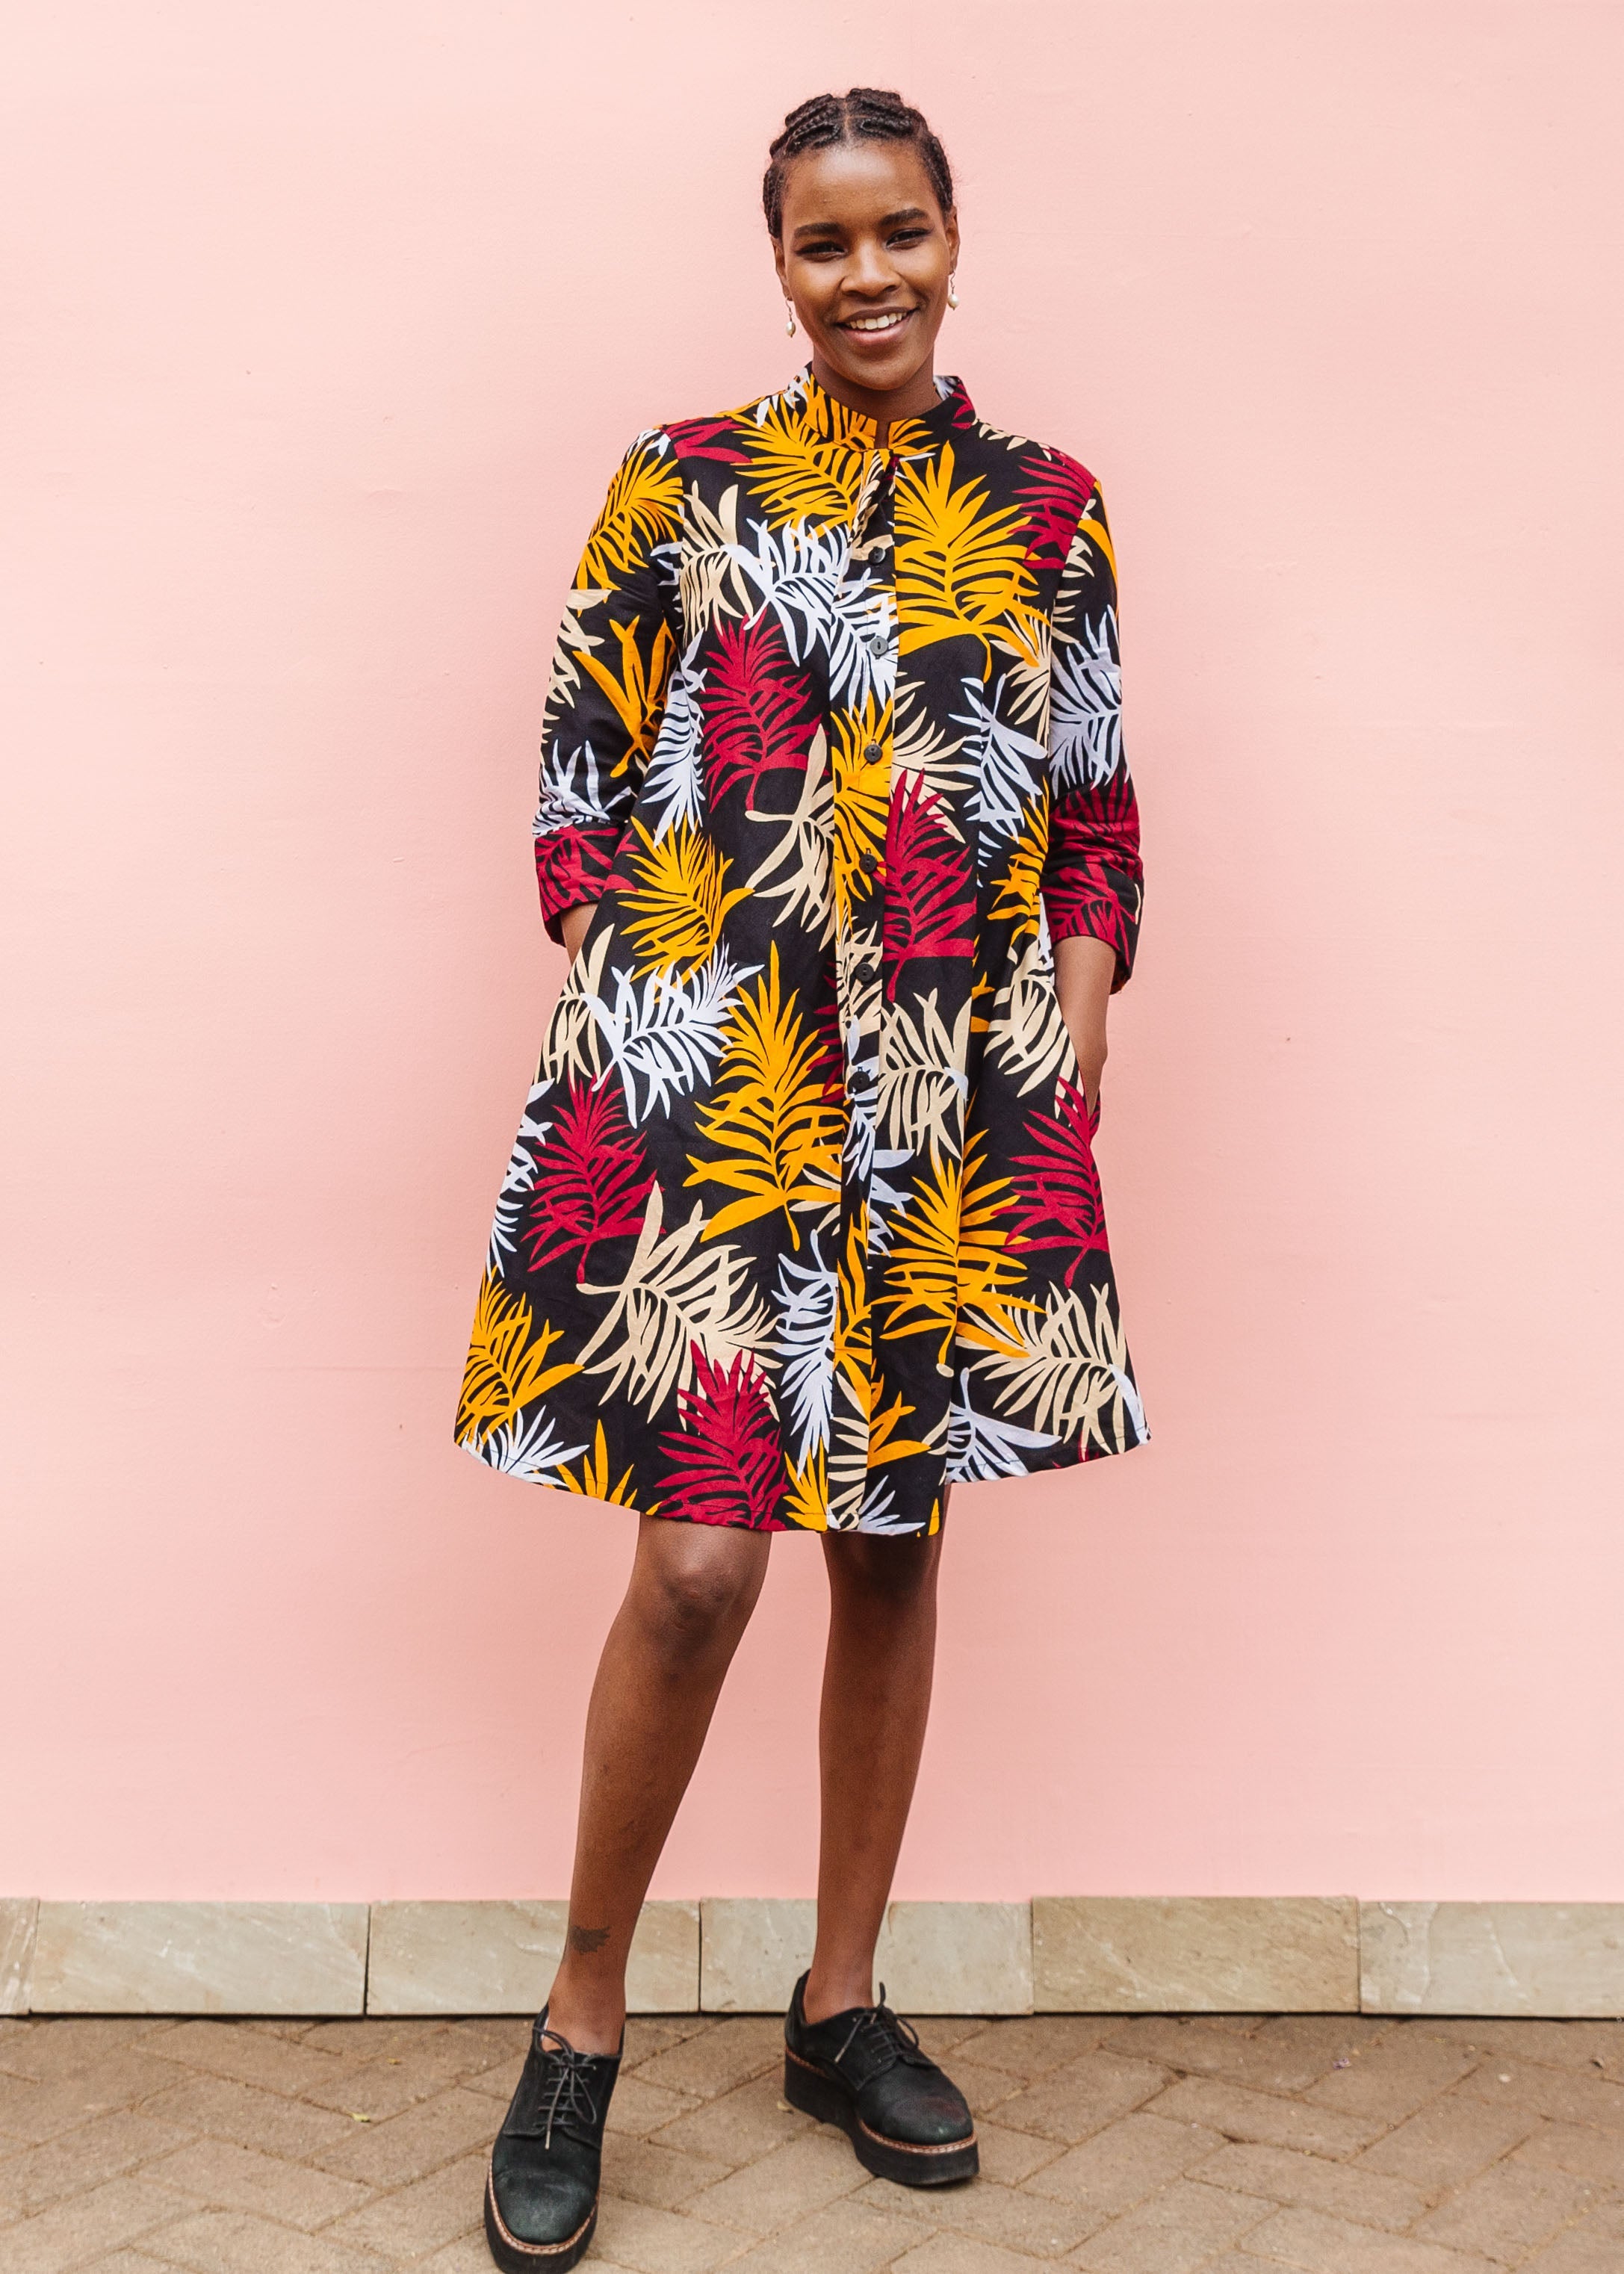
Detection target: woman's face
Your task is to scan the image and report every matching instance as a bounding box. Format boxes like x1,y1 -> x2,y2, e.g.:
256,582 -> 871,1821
773,140 -> 959,402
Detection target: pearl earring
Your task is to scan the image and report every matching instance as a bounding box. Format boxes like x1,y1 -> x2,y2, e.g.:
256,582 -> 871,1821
784,299 -> 796,337
947,273 -> 958,309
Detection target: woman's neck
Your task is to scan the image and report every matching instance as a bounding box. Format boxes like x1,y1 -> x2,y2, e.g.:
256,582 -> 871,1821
808,352 -> 940,444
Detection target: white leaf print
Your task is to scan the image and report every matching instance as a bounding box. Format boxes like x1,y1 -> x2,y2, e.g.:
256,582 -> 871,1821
961,1285 -> 1146,1452
589,944 -> 760,1124
1049,605 -> 1121,790
877,990 -> 970,1163
478,1402 -> 589,1484
746,725 -> 834,941
642,643 -> 707,840
773,1233 -> 835,1466
541,927 -> 612,1089
679,481 -> 751,631
985,920 -> 1071,1097
533,736 -> 619,837
488,1081 -> 555,1266
945,1369 -> 1062,1481
576,1186 -> 777,1418
841,1024 -> 911,1240
732,518 -> 894,711
951,675 -> 1047,870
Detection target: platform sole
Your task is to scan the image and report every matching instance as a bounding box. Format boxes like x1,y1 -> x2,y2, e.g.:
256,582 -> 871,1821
483,2160 -> 596,2272
784,2048 -> 979,2187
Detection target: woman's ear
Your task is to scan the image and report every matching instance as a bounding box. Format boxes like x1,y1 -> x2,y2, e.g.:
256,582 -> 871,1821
772,238 -> 789,296
945,209 -> 961,271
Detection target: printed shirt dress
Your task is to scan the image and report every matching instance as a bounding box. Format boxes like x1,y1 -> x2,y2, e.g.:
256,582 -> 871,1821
456,365 -> 1146,1536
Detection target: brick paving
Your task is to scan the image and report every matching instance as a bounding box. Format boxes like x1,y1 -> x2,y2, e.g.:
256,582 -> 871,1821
2,2011 -> 1623,2270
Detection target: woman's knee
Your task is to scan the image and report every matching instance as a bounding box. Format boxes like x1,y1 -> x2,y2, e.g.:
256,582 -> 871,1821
825,1528 -> 943,1607
631,1520 -> 768,1659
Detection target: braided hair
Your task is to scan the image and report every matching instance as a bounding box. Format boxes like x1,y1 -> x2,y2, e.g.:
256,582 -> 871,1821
763,88 -> 954,238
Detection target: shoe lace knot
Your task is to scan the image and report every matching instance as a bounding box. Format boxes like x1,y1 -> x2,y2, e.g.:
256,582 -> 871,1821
512,2024 -> 603,2151
834,1986 -> 930,2080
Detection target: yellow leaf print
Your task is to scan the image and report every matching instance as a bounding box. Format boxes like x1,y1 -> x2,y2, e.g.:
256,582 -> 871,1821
895,444 -> 1037,661
783,1446 -> 829,1531
558,1421 -> 637,1508
687,943 -> 843,1245
879,1134 -> 1030,1372
619,821 -> 751,977
829,699 -> 890,933
740,396 -> 866,527
834,1206 -> 872,1406
579,616 -> 676,781
574,443 -> 681,591
456,1271 -> 581,1447
991,804 -> 1049,947
867,1379 -> 929,1469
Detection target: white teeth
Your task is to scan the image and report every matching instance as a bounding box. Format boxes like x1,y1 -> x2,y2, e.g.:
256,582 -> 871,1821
848,313 -> 908,332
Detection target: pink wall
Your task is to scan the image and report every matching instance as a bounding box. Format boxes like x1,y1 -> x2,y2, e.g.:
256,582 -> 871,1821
4,3 -> 1622,1906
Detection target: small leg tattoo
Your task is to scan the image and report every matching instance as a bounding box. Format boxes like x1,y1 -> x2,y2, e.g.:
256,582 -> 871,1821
567,1921 -> 612,1956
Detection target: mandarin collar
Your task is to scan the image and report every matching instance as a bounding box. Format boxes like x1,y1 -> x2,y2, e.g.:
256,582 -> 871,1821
793,363 -> 974,455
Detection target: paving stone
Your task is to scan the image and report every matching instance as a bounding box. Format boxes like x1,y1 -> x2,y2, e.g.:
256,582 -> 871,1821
1069,2178 -> 1274,2271
973,2119 -> 1067,2186
959,2019 -> 1112,2080
0,2054 -> 194,2146
1513,2115 -> 1624,2187
599,2132 -> 734,2210
1450,2059 -> 1624,2131
1306,2032 -> 1480,2124
715,2192 -> 921,2270
306,2088 -> 498,2189
301,2034 -> 482,2120
621,2019 -> 713,2068
326,2149 -> 488,2257
630,2018 -> 784,2102
1035,1896 -> 1358,2014
147,2205 -> 392,2271
1021,2110 -> 1225,2220
892,2234 -> 1049,2274
1411,2158 -> 1599,2257
994,2054 -> 1172,2145
1143,2075 -> 1384,2159
137,2021 -> 350,2099
1354,2092 -> 1540,2191
590,2191 -> 742,2272
1240,2201 -> 1503,2272
1193,2140 -> 1429,2229
1100,2015 -> 1392,2095
1518,2197 -> 1624,2269
605,2074 -> 707,2142
28,1903 -> 368,2019
0,2021 -> 179,2086
946,2059 -> 1032,2119
912,2018 -> 1006,2062
146,2136 -> 371,2231
1417,2019 -> 1624,2077
139,2074 -> 360,2162
682,2127 -> 858,2234
0,2176 -> 189,2273
1360,1902 -> 1624,2019
860,2170 -> 1094,2255
0,2110 -> 193,2216
645,2069 -> 809,2164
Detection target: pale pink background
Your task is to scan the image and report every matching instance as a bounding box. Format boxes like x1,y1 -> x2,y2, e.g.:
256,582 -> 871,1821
4,3 -> 1622,1906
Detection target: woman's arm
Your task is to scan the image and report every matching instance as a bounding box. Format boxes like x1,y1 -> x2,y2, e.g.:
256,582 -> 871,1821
1053,933 -> 1117,1110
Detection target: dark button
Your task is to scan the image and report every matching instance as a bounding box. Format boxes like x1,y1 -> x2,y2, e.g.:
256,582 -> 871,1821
864,740 -> 883,761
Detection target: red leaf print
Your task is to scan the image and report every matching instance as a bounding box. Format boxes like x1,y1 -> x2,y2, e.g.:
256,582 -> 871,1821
658,1348 -> 786,1529
1008,1080 -> 1109,1283
1017,449 -> 1094,571
702,617 -> 816,807
881,775 -> 974,998
523,1078 -> 655,1283
663,416 -> 751,465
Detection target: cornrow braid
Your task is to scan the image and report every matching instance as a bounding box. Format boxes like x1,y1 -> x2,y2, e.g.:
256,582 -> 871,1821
763,87 -> 954,238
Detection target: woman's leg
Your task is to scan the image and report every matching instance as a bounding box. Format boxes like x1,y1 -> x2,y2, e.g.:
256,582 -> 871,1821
802,1501 -> 947,2022
544,1514 -> 771,2051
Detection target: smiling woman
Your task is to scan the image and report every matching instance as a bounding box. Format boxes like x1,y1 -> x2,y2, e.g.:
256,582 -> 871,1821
466,87 -> 1146,2274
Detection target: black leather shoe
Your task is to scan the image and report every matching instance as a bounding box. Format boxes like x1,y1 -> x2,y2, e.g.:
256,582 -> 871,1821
783,1971 -> 978,2186
484,2010 -> 621,2270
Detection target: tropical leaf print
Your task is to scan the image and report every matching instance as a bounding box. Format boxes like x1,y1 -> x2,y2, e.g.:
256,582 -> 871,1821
894,444 -> 1038,659
465,368 -> 1145,1534
1008,1079 -> 1109,1283
686,944 -> 843,1245
959,1280 -> 1146,1453
882,775 -> 974,996
575,1185 -> 775,1418
575,435 -> 682,590
658,1348 -> 787,1529
523,1076 -> 656,1282
617,820 -> 751,977
702,616 -> 815,808
456,1272 -> 582,1447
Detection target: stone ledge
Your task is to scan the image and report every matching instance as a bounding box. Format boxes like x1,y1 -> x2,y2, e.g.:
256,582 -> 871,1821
6,1897 -> 1622,2016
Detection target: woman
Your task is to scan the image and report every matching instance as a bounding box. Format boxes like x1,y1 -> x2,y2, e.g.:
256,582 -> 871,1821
462,87 -> 1145,2272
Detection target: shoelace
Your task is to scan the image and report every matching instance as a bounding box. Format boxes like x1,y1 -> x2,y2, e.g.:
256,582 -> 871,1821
512,2025 -> 603,2151
832,1985 -> 930,2077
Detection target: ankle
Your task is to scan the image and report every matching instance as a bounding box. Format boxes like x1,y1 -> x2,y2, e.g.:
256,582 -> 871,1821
802,1963 -> 873,2026
544,1968 -> 627,2057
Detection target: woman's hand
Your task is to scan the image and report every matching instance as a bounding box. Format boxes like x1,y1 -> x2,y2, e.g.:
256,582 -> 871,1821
1053,934 -> 1116,1112
559,902 -> 595,965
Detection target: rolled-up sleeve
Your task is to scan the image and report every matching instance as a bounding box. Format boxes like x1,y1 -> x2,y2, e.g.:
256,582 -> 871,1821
532,430 -> 682,943
1041,485 -> 1143,989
